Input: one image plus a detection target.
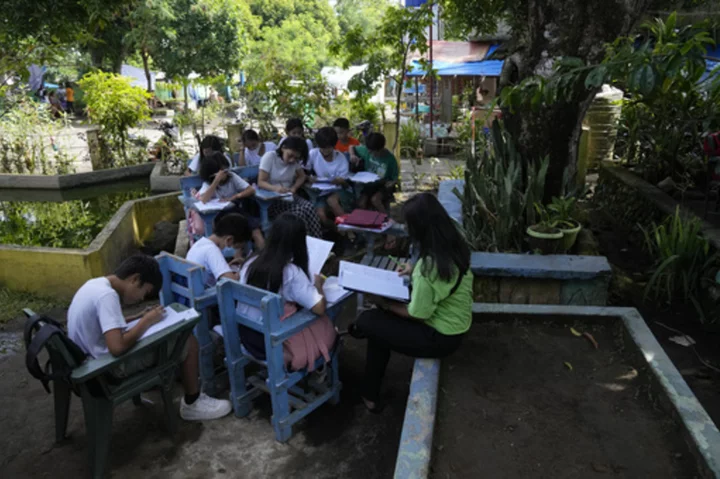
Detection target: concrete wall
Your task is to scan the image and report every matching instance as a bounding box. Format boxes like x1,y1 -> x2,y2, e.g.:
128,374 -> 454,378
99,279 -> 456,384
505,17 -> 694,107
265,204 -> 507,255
150,161 -> 182,193
0,192 -> 184,299
0,163 -> 154,190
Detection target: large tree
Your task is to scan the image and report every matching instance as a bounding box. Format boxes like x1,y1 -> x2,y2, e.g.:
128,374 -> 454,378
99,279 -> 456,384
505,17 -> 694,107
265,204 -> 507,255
439,0 -> 702,197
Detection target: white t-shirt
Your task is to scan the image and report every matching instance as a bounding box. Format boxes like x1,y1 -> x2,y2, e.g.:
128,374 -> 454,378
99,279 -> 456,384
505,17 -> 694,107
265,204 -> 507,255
244,142 -> 277,167
186,237 -> 233,287
67,277 -> 126,358
259,151 -> 302,188
278,137 -> 313,152
188,152 -> 233,173
236,257 -> 323,322
198,171 -> 250,200
307,148 -> 350,181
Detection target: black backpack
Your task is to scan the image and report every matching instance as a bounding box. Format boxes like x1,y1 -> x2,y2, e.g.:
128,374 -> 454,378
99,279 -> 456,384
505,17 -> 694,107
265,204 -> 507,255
23,313 -> 87,394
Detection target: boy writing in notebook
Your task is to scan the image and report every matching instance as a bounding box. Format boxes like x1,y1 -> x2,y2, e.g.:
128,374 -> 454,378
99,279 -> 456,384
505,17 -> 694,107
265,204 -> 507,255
67,255 -> 232,421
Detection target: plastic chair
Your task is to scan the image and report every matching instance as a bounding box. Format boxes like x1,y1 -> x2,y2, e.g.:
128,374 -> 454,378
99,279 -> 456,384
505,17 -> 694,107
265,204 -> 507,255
23,305 -> 199,479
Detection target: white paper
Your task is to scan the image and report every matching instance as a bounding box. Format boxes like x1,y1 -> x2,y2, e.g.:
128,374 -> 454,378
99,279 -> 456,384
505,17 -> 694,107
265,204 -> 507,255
310,182 -> 341,192
306,236 -> 334,278
213,324 -> 224,337
125,307 -> 199,340
338,261 -> 409,302
194,199 -> 233,212
323,276 -> 350,305
349,172 -> 380,183
256,188 -> 293,200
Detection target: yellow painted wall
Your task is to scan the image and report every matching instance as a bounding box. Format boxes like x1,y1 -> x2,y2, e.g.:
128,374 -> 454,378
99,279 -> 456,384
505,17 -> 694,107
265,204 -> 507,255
0,193 -> 184,299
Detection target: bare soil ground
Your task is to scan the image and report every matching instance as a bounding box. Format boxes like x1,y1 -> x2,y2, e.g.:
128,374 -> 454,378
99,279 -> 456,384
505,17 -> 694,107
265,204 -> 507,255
432,320 -> 698,479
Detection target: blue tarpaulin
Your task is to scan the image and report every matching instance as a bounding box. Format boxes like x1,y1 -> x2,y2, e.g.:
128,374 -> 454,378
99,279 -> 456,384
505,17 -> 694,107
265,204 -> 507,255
405,0 -> 428,6
406,43 -> 504,77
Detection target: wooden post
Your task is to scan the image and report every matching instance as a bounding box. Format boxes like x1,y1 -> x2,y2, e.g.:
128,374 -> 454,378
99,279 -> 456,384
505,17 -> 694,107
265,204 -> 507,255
415,77 -> 420,123
226,123 -> 244,155
429,1 -> 434,139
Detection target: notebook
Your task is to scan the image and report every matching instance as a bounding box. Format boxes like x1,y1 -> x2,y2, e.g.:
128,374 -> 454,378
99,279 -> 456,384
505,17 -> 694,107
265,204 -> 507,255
349,172 -> 381,183
194,199 -> 233,212
344,209 -> 388,228
338,261 -> 409,302
125,307 -> 199,341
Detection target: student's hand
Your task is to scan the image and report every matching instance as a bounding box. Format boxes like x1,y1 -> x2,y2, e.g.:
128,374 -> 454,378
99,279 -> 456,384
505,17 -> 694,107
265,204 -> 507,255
314,274 -> 326,291
277,186 -> 291,194
219,197 -> 231,203
350,155 -> 361,166
397,263 -> 414,276
213,169 -> 229,184
142,305 -> 165,325
332,178 -> 346,186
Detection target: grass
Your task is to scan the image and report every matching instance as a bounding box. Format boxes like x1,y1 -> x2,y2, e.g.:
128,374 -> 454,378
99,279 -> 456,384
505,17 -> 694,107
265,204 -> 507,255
0,287 -> 69,325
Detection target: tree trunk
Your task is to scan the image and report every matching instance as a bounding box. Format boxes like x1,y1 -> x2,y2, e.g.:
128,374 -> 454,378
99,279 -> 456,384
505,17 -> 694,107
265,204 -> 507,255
497,0 -> 656,199
183,83 -> 189,111
142,49 -> 152,92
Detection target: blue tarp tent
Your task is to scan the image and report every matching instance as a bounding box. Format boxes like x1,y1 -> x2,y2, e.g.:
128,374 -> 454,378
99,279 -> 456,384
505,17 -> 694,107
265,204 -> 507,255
406,44 -> 504,77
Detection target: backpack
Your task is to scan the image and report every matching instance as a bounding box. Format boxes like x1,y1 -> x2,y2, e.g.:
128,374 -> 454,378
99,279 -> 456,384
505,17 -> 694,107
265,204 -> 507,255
24,314 -> 87,394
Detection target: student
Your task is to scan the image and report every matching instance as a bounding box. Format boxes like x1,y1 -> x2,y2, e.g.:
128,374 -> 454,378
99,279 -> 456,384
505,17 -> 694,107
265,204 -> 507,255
349,132 -> 399,214
67,255 -> 232,420
307,126 -> 353,224
278,118 -> 314,152
198,152 -> 264,249
237,213 -> 336,370
258,136 -> 322,238
186,210 -> 253,287
348,193 -> 472,412
333,118 -> 360,155
186,135 -> 229,176
238,129 -> 277,167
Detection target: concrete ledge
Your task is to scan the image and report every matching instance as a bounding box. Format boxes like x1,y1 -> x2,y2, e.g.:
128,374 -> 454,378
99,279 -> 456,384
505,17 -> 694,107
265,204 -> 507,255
0,163 -> 155,190
471,252 -> 612,280
394,358 -> 440,479
437,179 -> 464,225
0,192 -> 184,298
150,161 -> 182,193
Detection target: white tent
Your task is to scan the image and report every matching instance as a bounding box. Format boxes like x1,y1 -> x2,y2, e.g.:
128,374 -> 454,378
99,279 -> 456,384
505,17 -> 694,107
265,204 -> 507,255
121,64 -> 156,90
321,65 -> 385,104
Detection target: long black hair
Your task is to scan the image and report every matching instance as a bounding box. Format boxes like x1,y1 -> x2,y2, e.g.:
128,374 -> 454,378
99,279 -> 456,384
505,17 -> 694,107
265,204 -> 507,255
246,213 -> 309,292
277,135 -> 309,165
402,192 -> 470,282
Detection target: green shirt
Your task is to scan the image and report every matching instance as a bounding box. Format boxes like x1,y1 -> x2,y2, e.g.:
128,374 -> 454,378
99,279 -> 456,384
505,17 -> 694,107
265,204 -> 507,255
407,258 -> 473,335
355,146 -> 399,182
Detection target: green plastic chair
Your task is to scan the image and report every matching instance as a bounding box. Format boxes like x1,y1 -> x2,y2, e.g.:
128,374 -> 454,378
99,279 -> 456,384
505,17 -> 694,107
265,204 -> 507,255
23,304 -> 200,479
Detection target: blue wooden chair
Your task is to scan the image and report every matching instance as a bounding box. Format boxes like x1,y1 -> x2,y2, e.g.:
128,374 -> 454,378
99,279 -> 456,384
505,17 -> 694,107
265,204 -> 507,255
156,252 -> 222,396
216,278 -> 343,442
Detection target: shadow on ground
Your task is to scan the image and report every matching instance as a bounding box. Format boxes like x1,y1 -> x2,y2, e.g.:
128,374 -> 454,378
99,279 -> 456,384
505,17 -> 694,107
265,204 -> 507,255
0,299 -> 413,479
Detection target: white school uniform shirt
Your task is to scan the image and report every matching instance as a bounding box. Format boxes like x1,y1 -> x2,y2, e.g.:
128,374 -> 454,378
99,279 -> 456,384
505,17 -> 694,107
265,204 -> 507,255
186,237 -> 233,287
67,277 -> 126,358
244,142 -> 277,167
259,150 -> 302,189
188,152 -> 233,173
307,148 -> 350,181
236,257 -> 323,321
198,171 -> 250,200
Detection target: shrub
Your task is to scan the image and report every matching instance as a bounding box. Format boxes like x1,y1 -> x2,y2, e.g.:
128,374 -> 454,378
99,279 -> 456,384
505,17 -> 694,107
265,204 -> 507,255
78,72 -> 151,163
641,207 -> 717,319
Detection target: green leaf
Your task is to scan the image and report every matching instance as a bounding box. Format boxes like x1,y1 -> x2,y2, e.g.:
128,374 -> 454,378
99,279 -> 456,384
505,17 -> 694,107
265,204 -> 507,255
584,66 -> 607,89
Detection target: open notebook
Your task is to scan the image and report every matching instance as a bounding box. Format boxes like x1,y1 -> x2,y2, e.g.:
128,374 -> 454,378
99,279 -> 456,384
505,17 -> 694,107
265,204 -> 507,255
125,307 -> 199,341
194,199 -> 233,213
338,261 -> 409,302
306,236 -> 334,278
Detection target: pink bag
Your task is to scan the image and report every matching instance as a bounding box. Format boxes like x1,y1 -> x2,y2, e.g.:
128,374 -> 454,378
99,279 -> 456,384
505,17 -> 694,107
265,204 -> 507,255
187,188 -> 206,241
280,302 -> 337,372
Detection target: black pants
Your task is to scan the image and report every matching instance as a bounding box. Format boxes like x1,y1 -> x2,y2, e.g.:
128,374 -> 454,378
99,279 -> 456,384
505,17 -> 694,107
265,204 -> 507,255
353,308 -> 464,402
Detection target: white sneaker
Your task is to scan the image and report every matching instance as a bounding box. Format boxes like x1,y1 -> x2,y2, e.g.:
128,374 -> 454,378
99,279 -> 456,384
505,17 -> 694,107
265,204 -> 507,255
180,392 -> 232,421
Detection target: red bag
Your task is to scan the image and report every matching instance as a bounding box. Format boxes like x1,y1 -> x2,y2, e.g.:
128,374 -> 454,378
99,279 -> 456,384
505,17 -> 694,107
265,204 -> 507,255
343,209 -> 388,228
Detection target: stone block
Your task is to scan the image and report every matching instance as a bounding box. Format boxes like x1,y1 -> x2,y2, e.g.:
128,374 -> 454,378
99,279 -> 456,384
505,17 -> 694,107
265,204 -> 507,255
497,278 -> 562,304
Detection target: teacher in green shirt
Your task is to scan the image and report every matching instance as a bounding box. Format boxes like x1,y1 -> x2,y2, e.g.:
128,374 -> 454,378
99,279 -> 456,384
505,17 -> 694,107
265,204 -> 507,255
348,193 -> 473,412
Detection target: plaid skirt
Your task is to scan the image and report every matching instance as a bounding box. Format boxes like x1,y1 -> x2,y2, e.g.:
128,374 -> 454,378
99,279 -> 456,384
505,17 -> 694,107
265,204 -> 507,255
268,195 -> 323,238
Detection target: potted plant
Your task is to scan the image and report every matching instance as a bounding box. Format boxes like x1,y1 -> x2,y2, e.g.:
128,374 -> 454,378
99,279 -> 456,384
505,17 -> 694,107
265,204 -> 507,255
547,196 -> 582,252
527,203 -> 564,254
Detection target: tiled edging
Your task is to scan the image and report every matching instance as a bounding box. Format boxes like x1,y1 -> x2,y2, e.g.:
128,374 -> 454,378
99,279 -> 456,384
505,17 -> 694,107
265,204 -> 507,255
0,163 -> 154,189
394,303 -> 720,478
